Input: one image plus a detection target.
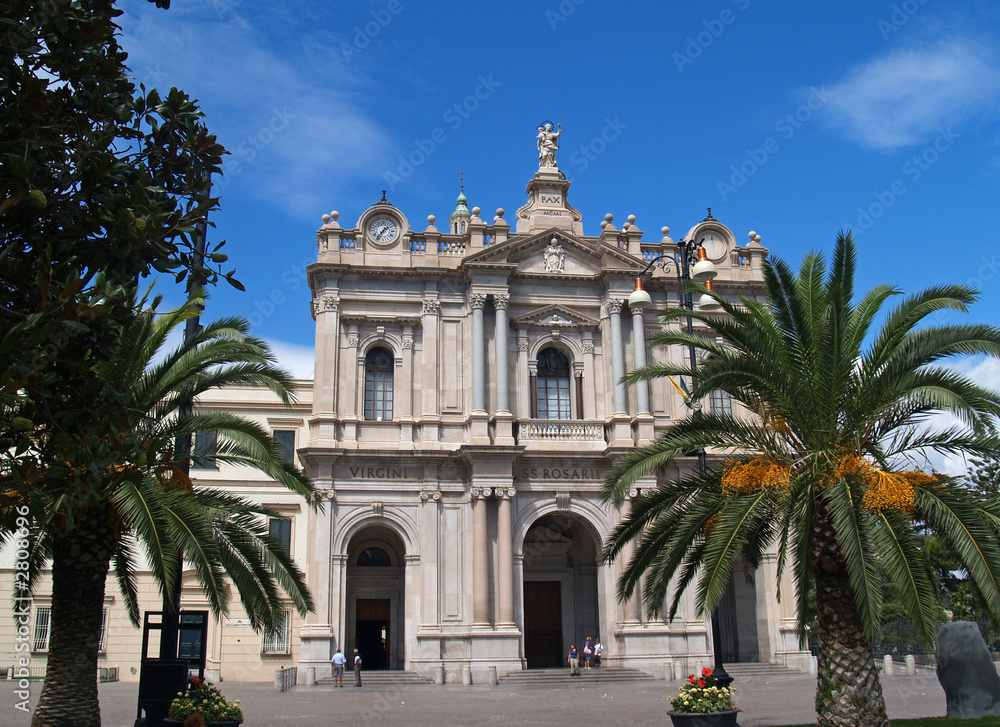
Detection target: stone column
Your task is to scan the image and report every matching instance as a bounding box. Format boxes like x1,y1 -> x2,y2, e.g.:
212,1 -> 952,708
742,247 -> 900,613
606,297 -> 628,415
400,328 -> 414,448
494,294 -> 510,413
470,292 -> 487,414
298,489 -> 336,677
421,298 -> 440,418
472,487 -> 491,626
419,489 -> 441,629
516,333 -> 530,420
313,293 -> 340,416
343,326 -> 360,442
582,335 -> 597,419
621,493 -> 641,623
573,362 -> 584,419
631,305 -> 650,414
496,487 -> 516,626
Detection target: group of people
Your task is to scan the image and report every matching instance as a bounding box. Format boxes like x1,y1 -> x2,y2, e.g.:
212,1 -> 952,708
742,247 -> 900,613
567,636 -> 603,675
330,648 -> 363,687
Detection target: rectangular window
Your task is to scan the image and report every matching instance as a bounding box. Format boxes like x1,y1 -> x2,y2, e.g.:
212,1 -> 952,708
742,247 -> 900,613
269,517 -> 292,556
192,430 -> 218,469
33,606 -> 51,652
273,429 -> 296,464
261,609 -> 291,654
537,376 -> 571,419
97,607 -> 108,653
710,390 -> 733,417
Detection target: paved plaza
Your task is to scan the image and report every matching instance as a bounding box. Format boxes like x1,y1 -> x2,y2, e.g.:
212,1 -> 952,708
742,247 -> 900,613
3,671 -> 950,726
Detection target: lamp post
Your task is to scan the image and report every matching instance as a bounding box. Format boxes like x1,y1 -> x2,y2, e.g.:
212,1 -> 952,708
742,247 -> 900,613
627,231 -> 733,689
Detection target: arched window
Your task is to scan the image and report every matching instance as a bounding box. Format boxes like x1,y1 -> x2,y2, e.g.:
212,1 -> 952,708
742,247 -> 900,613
356,547 -> 392,567
536,348 -> 571,419
364,347 -> 394,421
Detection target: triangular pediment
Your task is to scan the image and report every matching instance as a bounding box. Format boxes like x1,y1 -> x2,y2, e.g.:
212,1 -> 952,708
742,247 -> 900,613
463,228 -> 645,277
513,304 -> 599,330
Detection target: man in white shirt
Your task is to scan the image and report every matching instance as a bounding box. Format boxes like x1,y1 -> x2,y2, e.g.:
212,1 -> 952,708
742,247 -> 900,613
331,648 -> 347,687
353,649 -> 363,687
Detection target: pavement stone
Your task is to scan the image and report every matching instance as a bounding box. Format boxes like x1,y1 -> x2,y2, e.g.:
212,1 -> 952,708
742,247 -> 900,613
1,672 -> 948,726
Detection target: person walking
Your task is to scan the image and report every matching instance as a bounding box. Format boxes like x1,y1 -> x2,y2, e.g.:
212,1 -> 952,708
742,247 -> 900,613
568,643 -> 580,676
353,649 -> 363,686
583,636 -> 593,669
594,637 -> 603,669
331,648 -> 347,687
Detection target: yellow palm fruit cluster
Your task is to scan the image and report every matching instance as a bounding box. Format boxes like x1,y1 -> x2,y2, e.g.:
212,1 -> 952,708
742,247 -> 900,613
160,464 -> 194,492
831,452 -> 936,512
721,456 -> 791,495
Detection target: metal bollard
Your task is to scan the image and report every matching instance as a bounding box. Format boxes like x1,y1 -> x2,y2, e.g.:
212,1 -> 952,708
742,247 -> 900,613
489,665 -> 498,686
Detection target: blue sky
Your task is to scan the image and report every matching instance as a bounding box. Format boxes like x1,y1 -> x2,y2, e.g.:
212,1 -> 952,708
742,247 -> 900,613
118,0 -> 1000,468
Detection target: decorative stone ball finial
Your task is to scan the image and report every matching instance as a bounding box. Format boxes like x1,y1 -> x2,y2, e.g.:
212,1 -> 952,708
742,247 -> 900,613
322,214 -> 331,224
662,226 -> 670,236
748,231 -> 756,241
627,214 -> 637,225
496,208 -> 505,219
472,206 -> 481,217
600,221 -> 608,229
331,211 -> 339,221
605,213 -> 614,223
428,215 -> 436,225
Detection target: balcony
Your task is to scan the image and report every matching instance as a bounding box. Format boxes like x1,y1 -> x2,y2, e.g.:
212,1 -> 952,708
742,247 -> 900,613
516,420 -> 605,442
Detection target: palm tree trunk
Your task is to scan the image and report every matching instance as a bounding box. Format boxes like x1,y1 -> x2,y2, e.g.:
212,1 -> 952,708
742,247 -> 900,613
813,510 -> 889,727
32,506 -> 115,727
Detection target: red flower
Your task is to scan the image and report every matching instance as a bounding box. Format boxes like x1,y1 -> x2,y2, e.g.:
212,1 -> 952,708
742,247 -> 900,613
697,679 -> 706,687
702,667 -> 713,677
688,675 -> 697,683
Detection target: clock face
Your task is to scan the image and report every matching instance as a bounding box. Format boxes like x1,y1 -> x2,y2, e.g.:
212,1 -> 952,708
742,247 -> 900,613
368,216 -> 398,244
701,232 -> 728,260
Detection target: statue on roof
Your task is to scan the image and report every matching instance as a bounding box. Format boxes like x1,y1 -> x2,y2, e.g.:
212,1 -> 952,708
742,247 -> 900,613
537,122 -> 561,169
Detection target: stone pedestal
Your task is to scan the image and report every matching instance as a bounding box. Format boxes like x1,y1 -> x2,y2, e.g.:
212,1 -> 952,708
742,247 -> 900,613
937,621 -> 1000,718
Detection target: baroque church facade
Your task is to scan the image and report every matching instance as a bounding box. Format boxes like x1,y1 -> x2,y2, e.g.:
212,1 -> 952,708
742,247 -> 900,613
0,134 -> 811,683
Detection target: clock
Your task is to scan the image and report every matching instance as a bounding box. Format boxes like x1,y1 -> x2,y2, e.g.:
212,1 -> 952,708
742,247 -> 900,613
701,231 -> 728,260
367,216 -> 399,244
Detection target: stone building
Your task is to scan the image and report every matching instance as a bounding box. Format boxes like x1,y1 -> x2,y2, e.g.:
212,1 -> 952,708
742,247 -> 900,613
0,138 -> 811,683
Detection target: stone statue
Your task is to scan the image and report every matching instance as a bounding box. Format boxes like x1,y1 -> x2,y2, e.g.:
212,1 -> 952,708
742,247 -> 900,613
543,237 -> 565,273
537,122 -> 561,169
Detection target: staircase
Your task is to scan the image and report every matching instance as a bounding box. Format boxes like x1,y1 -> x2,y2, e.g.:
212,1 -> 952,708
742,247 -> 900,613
708,662 -> 805,679
318,670 -> 434,687
500,667 -> 656,685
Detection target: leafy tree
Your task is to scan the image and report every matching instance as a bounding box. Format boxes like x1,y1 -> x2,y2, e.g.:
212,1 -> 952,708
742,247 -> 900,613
12,294 -> 315,727
602,233 -> 1000,727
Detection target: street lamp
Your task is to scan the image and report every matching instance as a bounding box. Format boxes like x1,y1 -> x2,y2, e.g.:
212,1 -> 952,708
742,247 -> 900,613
627,231 -> 734,689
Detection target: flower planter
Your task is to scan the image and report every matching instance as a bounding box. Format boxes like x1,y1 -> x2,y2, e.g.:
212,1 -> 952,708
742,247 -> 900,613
667,710 -> 740,727
163,720 -> 242,727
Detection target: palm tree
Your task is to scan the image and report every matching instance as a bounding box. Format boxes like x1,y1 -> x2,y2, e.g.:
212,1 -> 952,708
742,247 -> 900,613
601,233 -> 1000,726
14,294 -> 316,727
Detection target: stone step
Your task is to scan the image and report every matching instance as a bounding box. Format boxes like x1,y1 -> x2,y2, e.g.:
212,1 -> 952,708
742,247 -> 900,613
500,667 -> 656,684
318,670 -> 435,686
709,663 -> 804,677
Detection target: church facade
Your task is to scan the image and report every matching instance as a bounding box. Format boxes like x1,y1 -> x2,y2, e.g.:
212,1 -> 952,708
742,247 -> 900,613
296,151 -> 809,683
0,136 -> 812,683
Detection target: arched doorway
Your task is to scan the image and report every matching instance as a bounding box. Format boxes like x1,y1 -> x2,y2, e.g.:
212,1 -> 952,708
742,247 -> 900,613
345,525 -> 405,670
521,514 -> 600,668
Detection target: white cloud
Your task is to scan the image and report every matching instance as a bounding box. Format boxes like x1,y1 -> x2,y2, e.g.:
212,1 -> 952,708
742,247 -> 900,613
916,356 -> 1000,477
267,339 -> 316,380
119,1 -> 393,219
823,40 -> 1000,150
